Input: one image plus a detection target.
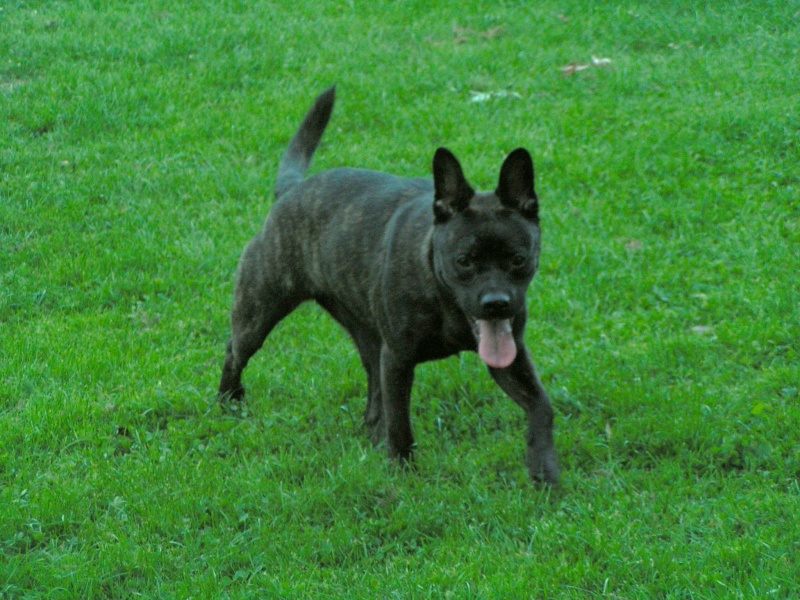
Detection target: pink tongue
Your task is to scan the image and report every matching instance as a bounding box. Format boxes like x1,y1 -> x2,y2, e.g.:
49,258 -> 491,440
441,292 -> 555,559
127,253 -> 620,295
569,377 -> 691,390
477,319 -> 516,368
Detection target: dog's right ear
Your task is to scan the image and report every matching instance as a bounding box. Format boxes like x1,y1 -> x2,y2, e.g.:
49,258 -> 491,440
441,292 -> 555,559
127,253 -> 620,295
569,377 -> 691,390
433,148 -> 475,222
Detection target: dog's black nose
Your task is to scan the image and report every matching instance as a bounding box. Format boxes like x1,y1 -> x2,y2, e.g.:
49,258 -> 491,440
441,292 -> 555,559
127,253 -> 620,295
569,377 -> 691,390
480,292 -> 511,315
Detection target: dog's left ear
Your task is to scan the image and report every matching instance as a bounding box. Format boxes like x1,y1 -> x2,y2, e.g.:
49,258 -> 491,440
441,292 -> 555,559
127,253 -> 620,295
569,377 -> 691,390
433,147 -> 475,222
496,148 -> 538,221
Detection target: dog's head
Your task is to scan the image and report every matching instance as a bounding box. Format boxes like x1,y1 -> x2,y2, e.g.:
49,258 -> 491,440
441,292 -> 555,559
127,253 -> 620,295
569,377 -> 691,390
431,147 -> 540,369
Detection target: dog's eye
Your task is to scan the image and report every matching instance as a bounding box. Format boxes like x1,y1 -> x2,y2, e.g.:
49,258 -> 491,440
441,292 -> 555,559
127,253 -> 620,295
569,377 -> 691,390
511,254 -> 527,267
456,256 -> 473,268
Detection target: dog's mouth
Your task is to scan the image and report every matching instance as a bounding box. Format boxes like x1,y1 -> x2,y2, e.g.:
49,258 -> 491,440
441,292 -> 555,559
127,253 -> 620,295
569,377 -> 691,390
472,318 -> 516,369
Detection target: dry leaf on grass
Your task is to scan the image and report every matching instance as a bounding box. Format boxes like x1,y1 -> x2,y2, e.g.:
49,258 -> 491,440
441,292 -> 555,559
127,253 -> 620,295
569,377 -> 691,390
691,325 -> 715,336
469,90 -> 522,103
479,26 -> 504,39
558,63 -> 591,76
452,26 -> 471,44
559,55 -> 613,76
452,24 -> 504,44
1,79 -> 28,92
624,239 -> 643,252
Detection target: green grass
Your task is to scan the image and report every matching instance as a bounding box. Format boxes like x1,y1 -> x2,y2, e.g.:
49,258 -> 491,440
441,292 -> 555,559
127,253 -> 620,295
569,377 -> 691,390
1,0 -> 798,597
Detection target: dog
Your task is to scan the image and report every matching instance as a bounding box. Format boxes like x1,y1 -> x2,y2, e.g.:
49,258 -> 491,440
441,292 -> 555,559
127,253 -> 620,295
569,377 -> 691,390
218,86 -> 559,484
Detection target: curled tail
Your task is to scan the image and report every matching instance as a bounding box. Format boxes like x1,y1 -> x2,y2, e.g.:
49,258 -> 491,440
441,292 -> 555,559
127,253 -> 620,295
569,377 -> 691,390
275,86 -> 336,199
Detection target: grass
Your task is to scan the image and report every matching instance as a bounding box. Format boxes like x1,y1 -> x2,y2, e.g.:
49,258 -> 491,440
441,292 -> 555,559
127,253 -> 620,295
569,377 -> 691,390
1,0 -> 798,597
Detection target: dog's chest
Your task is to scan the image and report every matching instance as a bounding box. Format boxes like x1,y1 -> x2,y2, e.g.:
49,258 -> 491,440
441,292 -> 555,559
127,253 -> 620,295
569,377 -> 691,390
399,308 -> 476,364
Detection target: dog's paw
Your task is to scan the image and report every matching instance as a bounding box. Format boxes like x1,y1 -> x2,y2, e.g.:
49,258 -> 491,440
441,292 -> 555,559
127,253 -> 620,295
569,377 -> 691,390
528,446 -> 560,486
389,453 -> 419,474
218,388 -> 248,417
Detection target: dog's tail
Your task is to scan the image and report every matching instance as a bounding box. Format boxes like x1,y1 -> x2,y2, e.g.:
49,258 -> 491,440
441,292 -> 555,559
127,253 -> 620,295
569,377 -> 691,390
275,86 -> 336,199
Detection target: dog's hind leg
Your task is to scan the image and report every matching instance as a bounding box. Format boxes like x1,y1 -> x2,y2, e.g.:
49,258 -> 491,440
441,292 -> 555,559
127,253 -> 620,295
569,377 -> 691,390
218,284 -> 300,405
351,331 -> 384,445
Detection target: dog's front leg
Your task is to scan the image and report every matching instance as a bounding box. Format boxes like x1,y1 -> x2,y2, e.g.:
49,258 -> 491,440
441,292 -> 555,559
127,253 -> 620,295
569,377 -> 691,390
379,344 -> 416,464
490,346 -> 560,485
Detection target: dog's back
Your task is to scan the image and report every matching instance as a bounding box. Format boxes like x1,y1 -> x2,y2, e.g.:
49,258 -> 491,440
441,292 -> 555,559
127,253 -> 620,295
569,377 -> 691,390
265,86 -> 436,319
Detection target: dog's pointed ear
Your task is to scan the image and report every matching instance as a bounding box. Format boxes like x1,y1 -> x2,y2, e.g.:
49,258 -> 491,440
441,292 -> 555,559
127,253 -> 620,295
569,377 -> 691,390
433,148 -> 475,222
496,148 -> 538,220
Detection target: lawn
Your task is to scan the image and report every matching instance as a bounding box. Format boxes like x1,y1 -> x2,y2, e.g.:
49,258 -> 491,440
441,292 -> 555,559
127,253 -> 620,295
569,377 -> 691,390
1,0 -> 798,598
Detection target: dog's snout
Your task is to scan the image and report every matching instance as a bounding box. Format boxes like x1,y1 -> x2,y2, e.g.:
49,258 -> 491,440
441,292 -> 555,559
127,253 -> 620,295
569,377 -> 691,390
480,292 -> 511,315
